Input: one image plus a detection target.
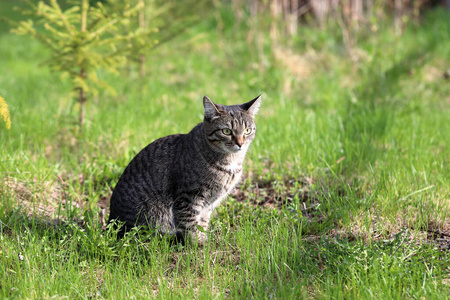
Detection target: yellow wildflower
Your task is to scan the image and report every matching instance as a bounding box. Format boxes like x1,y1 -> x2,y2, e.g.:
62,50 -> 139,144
0,96 -> 11,129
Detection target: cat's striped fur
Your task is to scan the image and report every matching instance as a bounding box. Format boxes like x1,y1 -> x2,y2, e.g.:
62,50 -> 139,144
108,95 -> 261,244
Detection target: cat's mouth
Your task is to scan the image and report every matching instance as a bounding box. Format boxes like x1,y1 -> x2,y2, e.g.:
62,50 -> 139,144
228,144 -> 243,153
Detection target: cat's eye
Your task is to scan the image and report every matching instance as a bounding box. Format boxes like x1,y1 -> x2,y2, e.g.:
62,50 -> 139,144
222,128 -> 232,135
244,128 -> 253,135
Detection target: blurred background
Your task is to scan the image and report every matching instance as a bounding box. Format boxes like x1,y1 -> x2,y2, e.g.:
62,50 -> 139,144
1,0 -> 449,207
1,1 -> 450,298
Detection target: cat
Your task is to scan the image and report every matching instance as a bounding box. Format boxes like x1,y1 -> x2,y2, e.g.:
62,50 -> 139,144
108,95 -> 261,245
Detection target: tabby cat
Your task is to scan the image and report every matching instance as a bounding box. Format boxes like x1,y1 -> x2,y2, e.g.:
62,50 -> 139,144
108,95 -> 261,244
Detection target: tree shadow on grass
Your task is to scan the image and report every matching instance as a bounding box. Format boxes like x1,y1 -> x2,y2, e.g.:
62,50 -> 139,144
339,38 -> 439,173
0,202 -> 177,265
230,233 -> 450,299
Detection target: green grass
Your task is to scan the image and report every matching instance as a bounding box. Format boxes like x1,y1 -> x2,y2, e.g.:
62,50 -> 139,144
1,1 -> 450,298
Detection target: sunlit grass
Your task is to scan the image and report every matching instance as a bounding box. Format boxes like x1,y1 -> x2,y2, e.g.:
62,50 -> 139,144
1,3 -> 450,298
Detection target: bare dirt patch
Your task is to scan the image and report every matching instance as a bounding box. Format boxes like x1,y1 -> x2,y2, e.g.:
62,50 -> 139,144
1,177 -> 66,217
231,177 -> 450,251
230,176 -> 320,216
2,174 -> 449,251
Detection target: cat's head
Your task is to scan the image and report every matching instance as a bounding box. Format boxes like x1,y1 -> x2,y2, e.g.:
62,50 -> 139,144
202,95 -> 261,154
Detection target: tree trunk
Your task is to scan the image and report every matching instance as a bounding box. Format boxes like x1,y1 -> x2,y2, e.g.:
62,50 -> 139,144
270,0 -> 281,43
138,1 -> 146,77
395,0 -> 404,36
79,68 -> 86,127
79,88 -> 86,127
79,0 -> 88,126
311,0 -> 331,24
139,55 -> 146,78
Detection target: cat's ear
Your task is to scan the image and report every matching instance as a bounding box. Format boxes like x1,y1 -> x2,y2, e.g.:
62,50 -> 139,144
203,96 -> 221,121
240,95 -> 262,117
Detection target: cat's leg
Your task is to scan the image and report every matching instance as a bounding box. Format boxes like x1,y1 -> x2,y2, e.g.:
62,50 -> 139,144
196,205 -> 213,241
173,198 -> 209,245
184,204 -> 214,246
190,226 -> 208,246
134,199 -> 174,237
173,214 -> 207,245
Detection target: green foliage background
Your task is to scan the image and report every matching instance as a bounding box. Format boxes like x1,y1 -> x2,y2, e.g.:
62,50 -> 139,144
0,0 -> 449,298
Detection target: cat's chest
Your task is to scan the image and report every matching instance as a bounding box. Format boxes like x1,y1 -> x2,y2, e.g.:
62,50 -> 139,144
209,161 -> 242,188
224,159 -> 242,172
210,167 -> 242,198
207,170 -> 241,208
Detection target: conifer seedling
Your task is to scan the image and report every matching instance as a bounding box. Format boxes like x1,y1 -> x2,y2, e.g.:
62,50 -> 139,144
10,0 -> 158,126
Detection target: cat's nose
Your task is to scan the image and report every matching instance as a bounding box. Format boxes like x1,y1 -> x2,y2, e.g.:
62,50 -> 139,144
236,138 -> 244,147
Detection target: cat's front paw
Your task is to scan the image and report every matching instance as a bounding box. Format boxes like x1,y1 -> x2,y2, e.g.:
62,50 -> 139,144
189,228 -> 207,246
175,229 -> 208,246
196,231 -> 208,246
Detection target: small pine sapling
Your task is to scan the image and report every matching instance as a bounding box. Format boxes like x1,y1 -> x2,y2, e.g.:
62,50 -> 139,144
10,0 -> 158,126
